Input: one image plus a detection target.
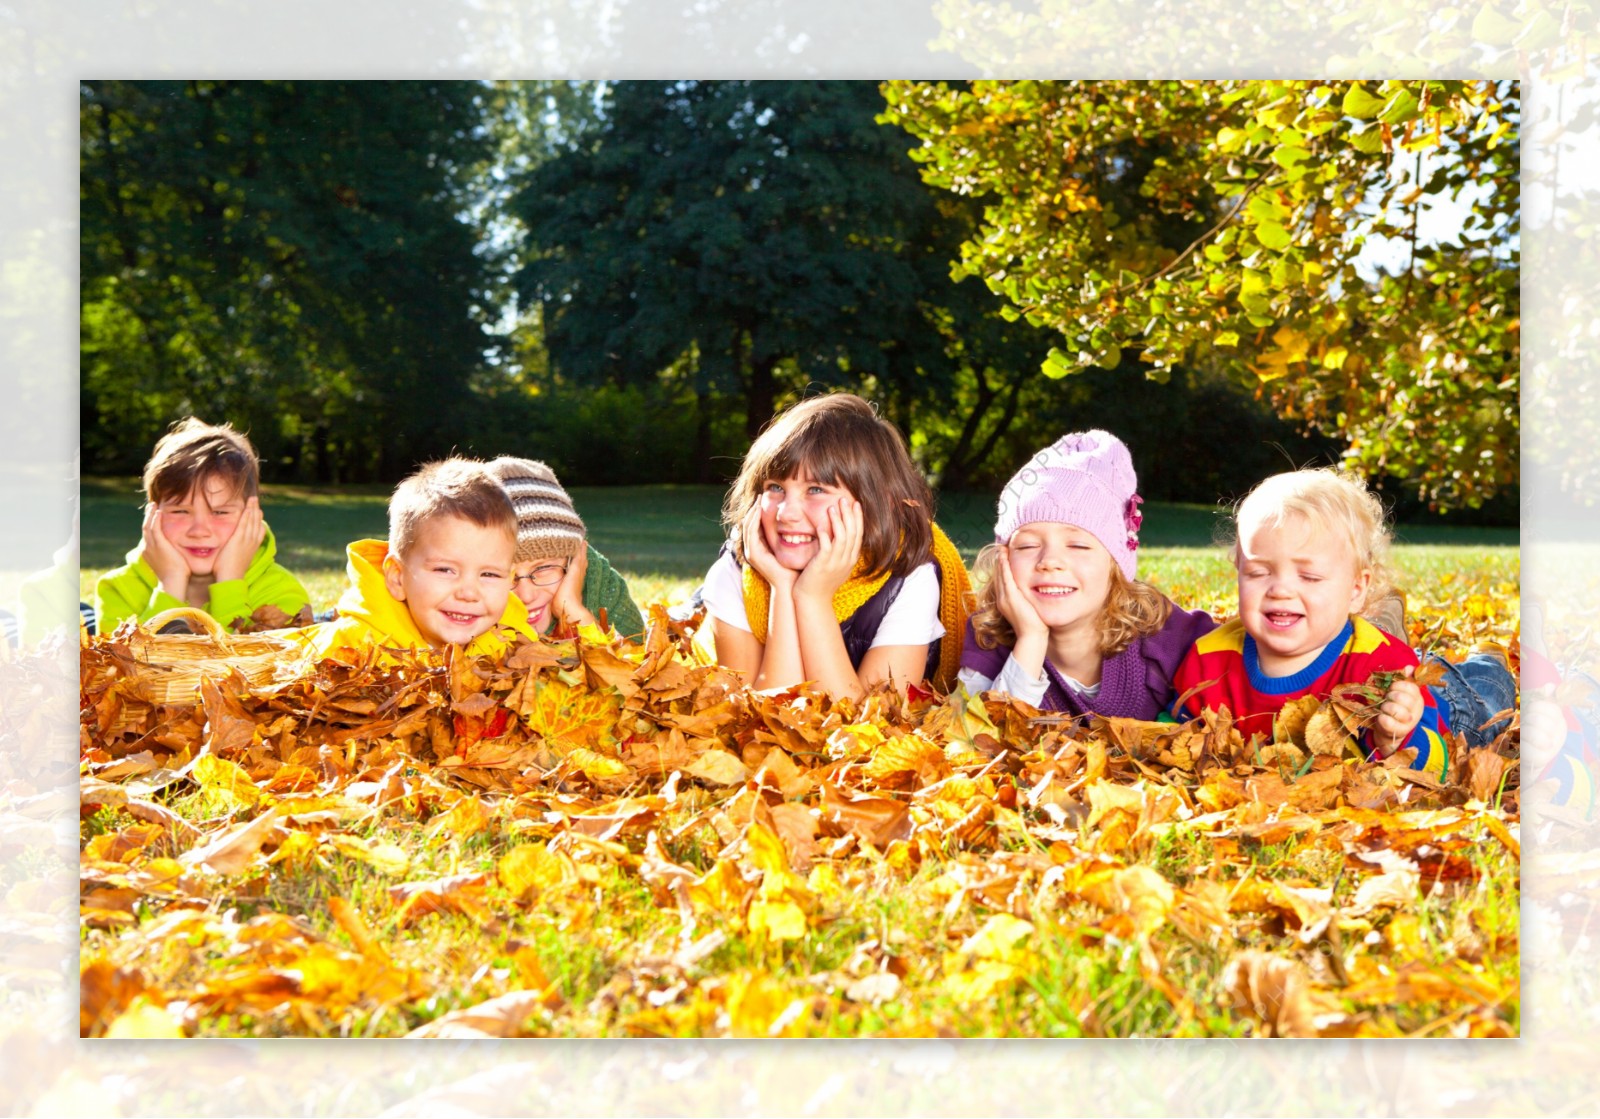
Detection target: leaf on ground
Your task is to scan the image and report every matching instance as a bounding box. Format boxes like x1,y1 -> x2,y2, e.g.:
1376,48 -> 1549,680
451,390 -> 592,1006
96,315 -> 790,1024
497,842 -> 574,899
180,810 -> 283,876
323,834 -> 411,877
1223,950 -> 1321,1037
389,873 -> 491,927
406,990 -> 553,1038
684,749 -> 749,787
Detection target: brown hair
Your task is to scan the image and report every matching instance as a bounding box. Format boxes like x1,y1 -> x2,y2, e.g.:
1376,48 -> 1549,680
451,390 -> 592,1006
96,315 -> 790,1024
388,457 -> 517,560
966,542 -> 1172,657
1226,468 -> 1394,610
722,393 -> 933,579
142,417 -> 260,506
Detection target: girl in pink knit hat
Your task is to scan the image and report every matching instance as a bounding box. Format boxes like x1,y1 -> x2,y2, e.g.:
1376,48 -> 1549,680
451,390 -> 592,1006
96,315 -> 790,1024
959,430 -> 1217,720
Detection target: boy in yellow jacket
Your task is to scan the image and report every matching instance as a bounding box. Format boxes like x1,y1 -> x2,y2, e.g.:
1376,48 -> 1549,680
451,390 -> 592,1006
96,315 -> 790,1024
296,457 -> 540,660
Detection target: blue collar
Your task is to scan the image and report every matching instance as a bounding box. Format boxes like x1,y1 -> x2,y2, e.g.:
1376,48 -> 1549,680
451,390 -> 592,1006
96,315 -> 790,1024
1243,618 -> 1354,694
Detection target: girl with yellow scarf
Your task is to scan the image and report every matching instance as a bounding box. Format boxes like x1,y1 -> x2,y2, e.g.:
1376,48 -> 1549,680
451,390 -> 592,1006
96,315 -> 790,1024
701,394 -> 970,701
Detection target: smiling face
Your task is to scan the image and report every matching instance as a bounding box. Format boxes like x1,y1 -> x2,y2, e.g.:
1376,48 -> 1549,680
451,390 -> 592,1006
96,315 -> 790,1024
510,559 -> 569,633
758,471 -> 852,572
157,474 -> 246,578
1236,513 -> 1371,676
1006,521 -> 1115,637
383,513 -> 515,649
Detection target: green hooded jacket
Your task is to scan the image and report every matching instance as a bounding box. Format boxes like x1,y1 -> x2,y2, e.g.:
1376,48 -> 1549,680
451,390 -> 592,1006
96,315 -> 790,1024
94,525 -> 311,633
579,543 -> 645,643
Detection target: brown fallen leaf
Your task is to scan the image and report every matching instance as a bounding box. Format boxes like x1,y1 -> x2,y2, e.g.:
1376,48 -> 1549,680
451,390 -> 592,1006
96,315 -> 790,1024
405,989 -> 556,1038
818,783 -> 911,849
80,958 -> 158,1038
180,809 -> 283,875
389,873 -> 492,927
1222,950 -> 1319,1037
1466,749 -> 1511,804
1272,695 -> 1320,748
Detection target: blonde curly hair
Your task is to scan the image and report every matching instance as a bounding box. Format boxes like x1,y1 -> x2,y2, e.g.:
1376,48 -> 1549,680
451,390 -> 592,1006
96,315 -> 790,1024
966,542 -> 1172,657
1226,468 -> 1396,609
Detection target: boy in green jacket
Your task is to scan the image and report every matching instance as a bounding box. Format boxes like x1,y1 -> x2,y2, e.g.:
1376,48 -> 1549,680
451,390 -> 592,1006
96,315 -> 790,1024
95,417 -> 310,633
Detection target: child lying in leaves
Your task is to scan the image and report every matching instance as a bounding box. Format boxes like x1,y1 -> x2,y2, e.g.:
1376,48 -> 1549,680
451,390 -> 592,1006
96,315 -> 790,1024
1172,468 -> 1515,780
292,457 -> 541,661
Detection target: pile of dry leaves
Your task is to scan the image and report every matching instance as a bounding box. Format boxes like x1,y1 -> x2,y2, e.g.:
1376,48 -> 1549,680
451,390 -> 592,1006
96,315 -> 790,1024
78,605 -> 1521,1038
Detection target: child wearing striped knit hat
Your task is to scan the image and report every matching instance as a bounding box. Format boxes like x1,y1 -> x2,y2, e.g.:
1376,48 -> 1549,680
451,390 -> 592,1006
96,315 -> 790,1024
483,457 -> 645,642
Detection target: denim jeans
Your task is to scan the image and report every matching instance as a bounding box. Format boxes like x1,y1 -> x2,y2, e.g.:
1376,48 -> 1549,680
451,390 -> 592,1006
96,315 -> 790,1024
1426,652 -> 1518,749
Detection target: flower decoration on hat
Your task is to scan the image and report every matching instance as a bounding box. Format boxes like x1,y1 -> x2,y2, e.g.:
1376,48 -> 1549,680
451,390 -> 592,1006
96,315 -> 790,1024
1125,494 -> 1144,551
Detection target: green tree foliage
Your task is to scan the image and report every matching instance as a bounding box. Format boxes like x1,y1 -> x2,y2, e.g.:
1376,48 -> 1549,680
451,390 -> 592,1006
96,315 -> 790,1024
514,79 -> 1055,475
81,80 -> 496,481
880,80 -> 1519,509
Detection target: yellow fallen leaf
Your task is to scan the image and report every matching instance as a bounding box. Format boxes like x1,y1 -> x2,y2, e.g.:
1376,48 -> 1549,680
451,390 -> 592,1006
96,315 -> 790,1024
192,753 -> 263,807
684,749 -> 749,787
958,913 -> 1035,960
724,971 -> 809,1038
428,795 -> 491,841
689,859 -> 754,918
564,747 -> 630,782
323,834 -> 411,877
498,842 -> 573,899
1080,865 -> 1175,939
747,898 -> 808,941
104,996 -> 184,1039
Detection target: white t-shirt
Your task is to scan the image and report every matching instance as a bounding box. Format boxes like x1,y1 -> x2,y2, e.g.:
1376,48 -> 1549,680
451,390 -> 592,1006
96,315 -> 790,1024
702,551 -> 945,649
958,658 -> 1101,704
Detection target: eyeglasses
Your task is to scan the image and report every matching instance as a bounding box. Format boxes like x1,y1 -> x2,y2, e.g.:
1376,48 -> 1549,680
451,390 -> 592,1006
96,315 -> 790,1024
512,564 -> 567,589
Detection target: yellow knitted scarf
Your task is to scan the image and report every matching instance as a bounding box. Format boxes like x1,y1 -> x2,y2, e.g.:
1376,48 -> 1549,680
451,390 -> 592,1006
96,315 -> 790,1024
741,522 -> 971,692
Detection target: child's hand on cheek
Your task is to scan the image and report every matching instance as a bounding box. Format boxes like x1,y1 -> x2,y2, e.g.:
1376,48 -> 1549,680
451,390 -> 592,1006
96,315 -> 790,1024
214,496 -> 264,583
140,503 -> 190,599
995,545 -> 1048,643
796,497 -> 862,602
742,505 -> 797,591
1370,670 -> 1425,757
554,545 -> 599,629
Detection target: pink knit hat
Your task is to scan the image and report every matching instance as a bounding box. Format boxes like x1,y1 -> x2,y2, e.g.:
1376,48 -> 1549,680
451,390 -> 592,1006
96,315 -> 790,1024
994,430 -> 1143,580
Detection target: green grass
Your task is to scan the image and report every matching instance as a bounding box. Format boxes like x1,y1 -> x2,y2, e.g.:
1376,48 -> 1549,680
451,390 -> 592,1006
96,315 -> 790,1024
79,477 -> 1519,617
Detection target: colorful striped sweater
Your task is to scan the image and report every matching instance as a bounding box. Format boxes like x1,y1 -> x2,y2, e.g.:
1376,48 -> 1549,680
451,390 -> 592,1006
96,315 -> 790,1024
1171,616 -> 1451,779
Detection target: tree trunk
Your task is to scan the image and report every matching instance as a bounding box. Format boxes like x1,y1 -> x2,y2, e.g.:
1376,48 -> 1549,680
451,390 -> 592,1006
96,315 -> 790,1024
693,380 -> 716,484
314,423 -> 334,485
744,329 -> 778,442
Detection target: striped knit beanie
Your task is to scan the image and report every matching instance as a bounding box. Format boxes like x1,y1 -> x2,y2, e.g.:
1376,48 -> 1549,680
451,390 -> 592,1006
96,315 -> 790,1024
994,430 -> 1143,581
483,456 -> 585,564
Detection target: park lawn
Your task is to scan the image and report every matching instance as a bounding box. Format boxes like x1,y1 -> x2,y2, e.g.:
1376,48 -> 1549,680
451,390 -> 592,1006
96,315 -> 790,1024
78,482 -> 1521,1039
79,478 -> 1518,623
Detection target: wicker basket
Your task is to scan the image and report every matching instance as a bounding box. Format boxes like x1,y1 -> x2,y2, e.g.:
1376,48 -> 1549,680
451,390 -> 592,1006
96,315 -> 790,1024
126,607 -> 304,704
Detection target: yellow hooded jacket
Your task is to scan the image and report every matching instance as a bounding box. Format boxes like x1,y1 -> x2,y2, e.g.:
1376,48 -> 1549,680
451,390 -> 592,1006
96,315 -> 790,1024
293,539 -> 539,662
